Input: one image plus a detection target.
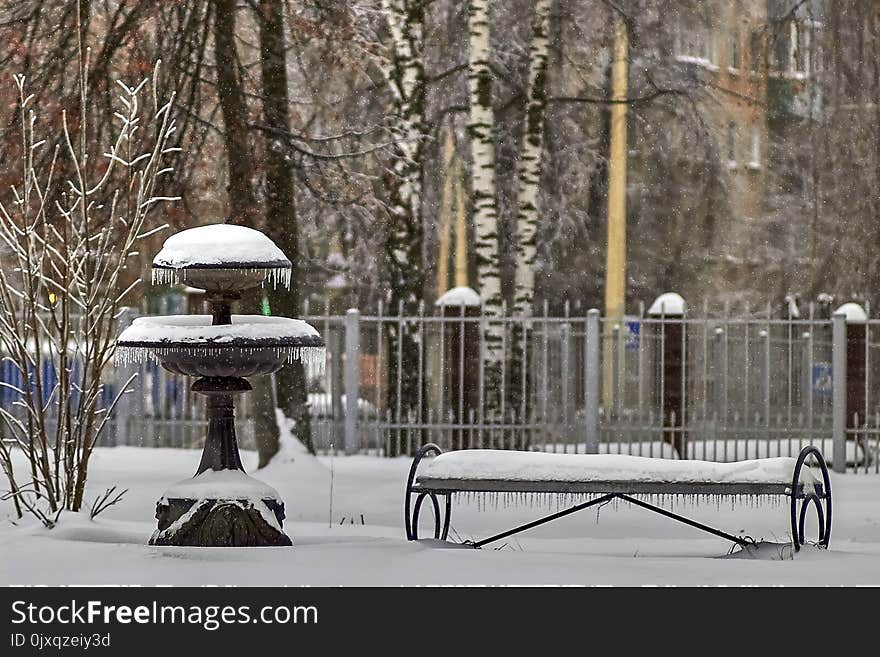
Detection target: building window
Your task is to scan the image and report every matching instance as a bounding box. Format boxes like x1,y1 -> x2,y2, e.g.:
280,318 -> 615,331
728,30 -> 740,70
748,125 -> 761,169
726,122 -> 738,167
769,18 -> 819,77
674,18 -> 715,67
704,29 -> 716,64
676,23 -> 703,57
774,27 -> 790,71
749,32 -> 763,73
793,22 -> 810,73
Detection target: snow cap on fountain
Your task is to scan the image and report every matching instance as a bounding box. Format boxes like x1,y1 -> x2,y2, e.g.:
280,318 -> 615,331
152,223 -> 292,288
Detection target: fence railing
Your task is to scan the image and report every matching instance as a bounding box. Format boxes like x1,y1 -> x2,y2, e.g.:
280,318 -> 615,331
2,303 -> 878,473
300,302 -> 879,474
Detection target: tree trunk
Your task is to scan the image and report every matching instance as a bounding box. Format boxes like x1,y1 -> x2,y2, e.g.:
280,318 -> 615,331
213,0 -> 260,226
382,0 -> 427,455
513,0 -> 552,318
256,0 -> 314,456
213,0 -> 280,465
505,0 -> 552,432
468,0 -> 500,307
238,290 -> 282,467
468,0 -> 502,409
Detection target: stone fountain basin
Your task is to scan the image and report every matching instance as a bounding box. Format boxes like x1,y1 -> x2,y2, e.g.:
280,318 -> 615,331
151,223 -> 292,291
116,314 -> 324,377
153,346 -> 288,377
151,264 -> 290,293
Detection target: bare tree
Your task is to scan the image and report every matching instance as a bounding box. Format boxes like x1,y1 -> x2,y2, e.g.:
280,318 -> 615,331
255,0 -> 314,458
0,49 -> 179,521
213,0 -> 281,463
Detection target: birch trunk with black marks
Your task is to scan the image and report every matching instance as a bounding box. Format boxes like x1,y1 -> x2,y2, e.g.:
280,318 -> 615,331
503,0 -> 552,438
468,0 -> 504,412
513,0 -> 551,317
382,0 -> 427,455
468,0 -> 499,310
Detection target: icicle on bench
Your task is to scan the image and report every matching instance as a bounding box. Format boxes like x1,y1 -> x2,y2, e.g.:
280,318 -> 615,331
404,444 -> 832,552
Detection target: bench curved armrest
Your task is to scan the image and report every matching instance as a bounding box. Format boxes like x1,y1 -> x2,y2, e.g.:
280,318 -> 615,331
790,445 -> 832,550
404,443 -> 444,541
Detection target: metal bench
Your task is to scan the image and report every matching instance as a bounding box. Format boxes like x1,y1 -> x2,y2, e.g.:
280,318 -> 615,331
405,444 -> 832,552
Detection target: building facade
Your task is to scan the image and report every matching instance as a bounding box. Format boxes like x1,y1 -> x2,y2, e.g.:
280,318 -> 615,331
621,0 -> 824,310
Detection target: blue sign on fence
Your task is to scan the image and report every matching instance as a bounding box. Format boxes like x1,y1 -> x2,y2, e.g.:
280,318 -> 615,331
812,362 -> 833,397
624,321 -> 640,351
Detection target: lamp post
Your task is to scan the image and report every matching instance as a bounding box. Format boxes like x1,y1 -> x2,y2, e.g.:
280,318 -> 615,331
603,17 -> 629,408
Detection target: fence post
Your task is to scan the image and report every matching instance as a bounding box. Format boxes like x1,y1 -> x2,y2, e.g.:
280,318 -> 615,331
832,311 -> 847,473
436,287 -> 481,450
330,325 -> 345,449
112,307 -> 136,447
834,302 -> 867,467
648,293 -> 687,459
584,309 -> 600,453
344,308 -> 361,455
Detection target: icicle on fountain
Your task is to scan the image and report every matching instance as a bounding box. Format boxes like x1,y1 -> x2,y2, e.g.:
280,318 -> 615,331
117,223 -> 324,547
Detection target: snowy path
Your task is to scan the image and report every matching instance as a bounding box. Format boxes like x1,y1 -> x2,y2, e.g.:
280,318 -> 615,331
2,446 -> 880,585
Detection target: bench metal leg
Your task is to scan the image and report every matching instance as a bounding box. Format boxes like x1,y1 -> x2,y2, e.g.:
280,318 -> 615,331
790,445 -> 832,551
471,494 -> 617,548
616,494 -> 752,547
412,492 -> 440,539
471,493 -> 753,549
405,443 -> 452,541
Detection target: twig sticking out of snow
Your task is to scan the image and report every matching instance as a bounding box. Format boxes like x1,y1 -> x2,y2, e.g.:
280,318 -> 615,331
89,486 -> 128,520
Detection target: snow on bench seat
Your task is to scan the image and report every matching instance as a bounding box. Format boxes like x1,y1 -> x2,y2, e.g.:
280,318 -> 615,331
414,450 -> 820,497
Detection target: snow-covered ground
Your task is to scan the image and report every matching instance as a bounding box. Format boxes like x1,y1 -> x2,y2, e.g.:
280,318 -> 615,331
2,442 -> 880,585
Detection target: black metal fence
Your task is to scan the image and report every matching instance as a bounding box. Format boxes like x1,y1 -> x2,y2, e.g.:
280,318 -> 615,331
2,302 -> 877,473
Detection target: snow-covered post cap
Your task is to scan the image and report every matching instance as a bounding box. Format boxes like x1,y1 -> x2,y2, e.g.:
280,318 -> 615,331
833,302 -> 867,323
151,223 -> 292,289
435,286 -> 481,308
647,292 -> 686,316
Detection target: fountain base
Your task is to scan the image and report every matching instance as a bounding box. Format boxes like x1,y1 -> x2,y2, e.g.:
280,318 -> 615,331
147,378 -> 293,547
150,495 -> 292,547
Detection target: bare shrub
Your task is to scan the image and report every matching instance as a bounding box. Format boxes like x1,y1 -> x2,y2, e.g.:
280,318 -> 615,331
0,53 -> 179,525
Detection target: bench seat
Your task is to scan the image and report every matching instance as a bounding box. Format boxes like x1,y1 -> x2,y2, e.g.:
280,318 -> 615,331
414,450 -> 821,497
405,445 -> 832,551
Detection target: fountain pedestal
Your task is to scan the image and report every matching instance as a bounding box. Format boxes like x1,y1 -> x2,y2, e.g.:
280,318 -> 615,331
117,224 -> 324,547
194,377 -> 250,474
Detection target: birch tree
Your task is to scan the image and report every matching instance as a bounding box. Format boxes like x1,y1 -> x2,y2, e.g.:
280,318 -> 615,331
468,0 -> 501,312
513,0 -> 552,317
467,0 -> 509,415
382,0 -> 427,312
381,0 -> 428,454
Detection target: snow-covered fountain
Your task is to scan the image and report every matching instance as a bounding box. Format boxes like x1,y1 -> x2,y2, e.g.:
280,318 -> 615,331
117,224 -> 324,547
